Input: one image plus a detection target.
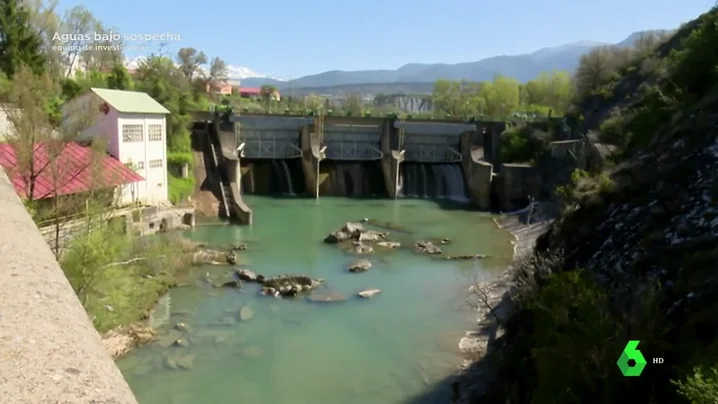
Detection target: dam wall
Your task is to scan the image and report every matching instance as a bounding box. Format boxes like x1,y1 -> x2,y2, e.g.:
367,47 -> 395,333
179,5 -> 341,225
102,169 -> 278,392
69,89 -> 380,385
0,169 -> 139,403
198,112 -> 577,214
496,164 -> 544,212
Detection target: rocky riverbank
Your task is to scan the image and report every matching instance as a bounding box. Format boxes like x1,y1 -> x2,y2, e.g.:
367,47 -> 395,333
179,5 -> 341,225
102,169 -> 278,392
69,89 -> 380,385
100,240 -> 245,359
454,202 -> 558,402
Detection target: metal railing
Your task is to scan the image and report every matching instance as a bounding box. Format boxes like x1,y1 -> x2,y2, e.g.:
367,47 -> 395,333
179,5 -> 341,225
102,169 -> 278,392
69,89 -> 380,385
240,139 -> 303,159
403,144 -> 462,162
324,142 -> 383,160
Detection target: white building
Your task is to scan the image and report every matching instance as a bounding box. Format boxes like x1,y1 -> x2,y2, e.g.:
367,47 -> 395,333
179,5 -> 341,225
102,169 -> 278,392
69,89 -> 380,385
64,88 -> 171,206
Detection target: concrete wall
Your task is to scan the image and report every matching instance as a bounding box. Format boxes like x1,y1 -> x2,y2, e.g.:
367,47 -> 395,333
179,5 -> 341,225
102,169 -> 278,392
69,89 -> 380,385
211,118 -> 253,224
460,131 -> 494,210
379,119 -> 401,198
473,121 -> 506,163
300,124 -> 320,197
0,169 -> 138,403
496,163 -> 543,212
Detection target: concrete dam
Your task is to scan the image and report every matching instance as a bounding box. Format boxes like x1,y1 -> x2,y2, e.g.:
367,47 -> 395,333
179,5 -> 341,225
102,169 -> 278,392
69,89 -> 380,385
193,112 -> 548,224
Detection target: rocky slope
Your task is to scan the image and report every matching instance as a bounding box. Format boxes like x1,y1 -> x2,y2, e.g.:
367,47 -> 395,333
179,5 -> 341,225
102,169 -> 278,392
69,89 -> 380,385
460,8 -> 718,404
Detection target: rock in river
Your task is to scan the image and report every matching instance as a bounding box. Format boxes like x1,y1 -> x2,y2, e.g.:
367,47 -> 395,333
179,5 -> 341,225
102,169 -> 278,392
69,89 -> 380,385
358,230 -> 388,242
176,354 -> 195,370
349,259 -> 372,273
324,222 -> 365,243
352,241 -> 374,254
227,251 -> 238,265
358,289 -> 381,298
307,291 -> 347,303
443,254 -> 488,260
414,240 -> 442,255
377,241 -> 401,249
261,274 -> 325,297
235,268 -> 258,282
240,306 -> 255,321
173,338 -> 190,348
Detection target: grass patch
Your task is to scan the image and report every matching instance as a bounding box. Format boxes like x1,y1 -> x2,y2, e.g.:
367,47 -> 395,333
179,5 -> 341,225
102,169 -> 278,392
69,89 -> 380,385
60,218 -> 198,333
169,174 -> 195,204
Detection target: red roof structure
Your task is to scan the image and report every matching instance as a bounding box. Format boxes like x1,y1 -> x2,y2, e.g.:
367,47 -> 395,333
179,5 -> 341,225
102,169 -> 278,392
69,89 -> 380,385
0,142 -> 144,200
239,88 -> 262,95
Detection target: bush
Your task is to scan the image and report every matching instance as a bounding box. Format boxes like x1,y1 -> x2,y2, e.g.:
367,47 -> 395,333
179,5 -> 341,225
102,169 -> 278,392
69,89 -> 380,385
523,270 -> 623,404
167,151 -> 193,166
60,220 -> 195,332
598,108 -> 631,147
673,366 -> 718,404
498,124 -> 550,164
168,174 -> 195,204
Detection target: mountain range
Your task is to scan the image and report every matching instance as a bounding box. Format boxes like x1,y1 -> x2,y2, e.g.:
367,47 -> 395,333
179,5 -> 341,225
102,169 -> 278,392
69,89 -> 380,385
124,29 -> 670,96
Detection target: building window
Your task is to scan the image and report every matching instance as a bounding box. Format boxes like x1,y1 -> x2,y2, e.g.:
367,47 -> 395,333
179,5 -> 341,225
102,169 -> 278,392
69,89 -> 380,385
124,161 -> 144,170
148,124 -> 162,142
149,159 -> 163,168
122,124 -> 143,142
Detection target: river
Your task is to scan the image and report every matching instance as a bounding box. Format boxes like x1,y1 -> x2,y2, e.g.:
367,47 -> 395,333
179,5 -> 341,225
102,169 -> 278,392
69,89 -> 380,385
117,195 -> 513,404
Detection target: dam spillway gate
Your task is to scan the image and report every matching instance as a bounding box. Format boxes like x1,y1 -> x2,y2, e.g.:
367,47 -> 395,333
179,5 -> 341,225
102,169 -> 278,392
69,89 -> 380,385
233,116 -> 306,159
394,121 -> 471,163
322,123 -> 383,160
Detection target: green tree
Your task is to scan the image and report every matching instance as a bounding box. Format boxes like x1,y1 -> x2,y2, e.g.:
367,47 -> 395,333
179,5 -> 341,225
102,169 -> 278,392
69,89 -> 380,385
523,71 -> 574,115
260,84 -> 278,108
482,75 -> 520,118
432,79 -> 466,116
21,0 -> 64,78
208,56 -> 228,82
0,0 -> 46,77
57,5 -> 95,77
574,46 -> 624,100
343,93 -> 363,116
176,47 -> 207,81
134,56 -> 191,152
106,64 -> 133,90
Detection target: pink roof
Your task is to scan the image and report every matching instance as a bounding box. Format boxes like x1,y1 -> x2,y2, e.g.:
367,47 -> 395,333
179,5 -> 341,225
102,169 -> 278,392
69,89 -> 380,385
0,142 -> 144,200
239,88 -> 262,95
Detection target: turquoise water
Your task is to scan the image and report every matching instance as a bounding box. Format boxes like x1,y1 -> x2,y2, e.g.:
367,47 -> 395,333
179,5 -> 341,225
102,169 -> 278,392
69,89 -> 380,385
118,196 -> 513,404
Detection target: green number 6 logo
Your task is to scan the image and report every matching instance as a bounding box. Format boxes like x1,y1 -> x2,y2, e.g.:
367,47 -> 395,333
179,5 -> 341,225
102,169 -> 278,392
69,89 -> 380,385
617,340 -> 647,376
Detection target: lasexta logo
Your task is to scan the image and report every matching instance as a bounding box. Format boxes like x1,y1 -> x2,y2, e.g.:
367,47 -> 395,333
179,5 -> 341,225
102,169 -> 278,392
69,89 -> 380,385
617,340 -> 647,376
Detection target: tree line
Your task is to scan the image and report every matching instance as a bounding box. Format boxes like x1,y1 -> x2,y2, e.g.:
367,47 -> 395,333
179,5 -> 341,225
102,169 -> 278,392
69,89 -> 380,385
429,30 -> 671,121
0,0 -> 240,203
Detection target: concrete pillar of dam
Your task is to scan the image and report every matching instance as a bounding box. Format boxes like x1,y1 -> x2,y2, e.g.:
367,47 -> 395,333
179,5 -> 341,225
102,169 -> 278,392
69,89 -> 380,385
300,124 -> 320,198
498,163 -> 544,212
460,131 -> 493,210
379,119 -> 402,198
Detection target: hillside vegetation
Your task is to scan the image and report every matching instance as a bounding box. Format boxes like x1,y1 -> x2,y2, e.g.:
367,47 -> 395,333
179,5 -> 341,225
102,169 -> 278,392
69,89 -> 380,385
471,6 -> 718,403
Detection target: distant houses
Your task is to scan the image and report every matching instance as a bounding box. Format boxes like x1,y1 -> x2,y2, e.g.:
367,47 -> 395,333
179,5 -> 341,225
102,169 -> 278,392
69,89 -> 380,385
205,81 -> 234,95
237,87 -> 281,101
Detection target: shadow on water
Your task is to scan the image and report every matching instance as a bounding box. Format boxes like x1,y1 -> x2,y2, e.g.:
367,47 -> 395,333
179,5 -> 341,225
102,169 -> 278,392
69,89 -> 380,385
403,293 -> 518,404
403,377 -> 458,404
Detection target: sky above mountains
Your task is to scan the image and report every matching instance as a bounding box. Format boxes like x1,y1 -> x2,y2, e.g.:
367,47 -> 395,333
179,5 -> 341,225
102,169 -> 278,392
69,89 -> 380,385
58,0 -> 714,79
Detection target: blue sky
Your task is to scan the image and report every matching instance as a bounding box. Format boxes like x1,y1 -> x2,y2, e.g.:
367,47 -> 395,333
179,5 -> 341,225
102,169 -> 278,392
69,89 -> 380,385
58,0 -> 714,79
